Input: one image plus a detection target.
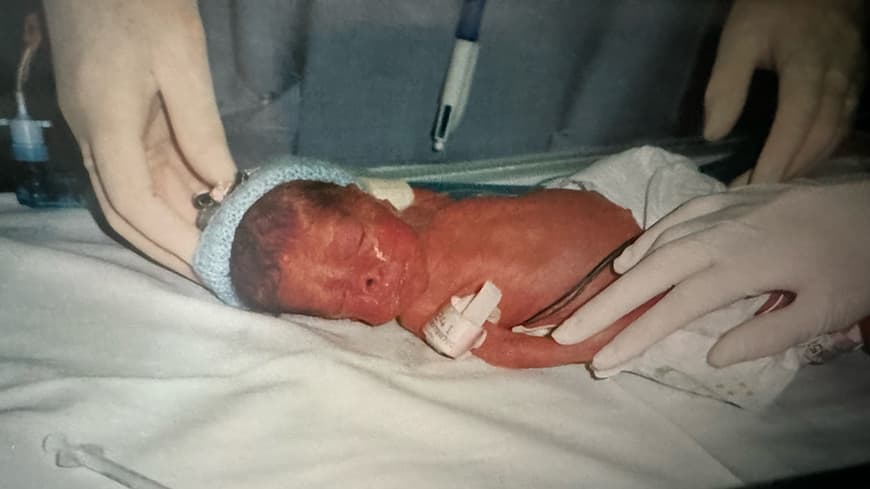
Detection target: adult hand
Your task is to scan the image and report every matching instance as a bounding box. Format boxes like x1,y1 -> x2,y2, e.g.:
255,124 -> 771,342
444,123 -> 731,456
551,180 -> 870,370
704,0 -> 866,184
43,0 -> 237,279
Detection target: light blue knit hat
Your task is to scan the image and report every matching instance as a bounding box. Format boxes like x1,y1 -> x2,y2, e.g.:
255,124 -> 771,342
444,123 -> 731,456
193,155 -> 356,307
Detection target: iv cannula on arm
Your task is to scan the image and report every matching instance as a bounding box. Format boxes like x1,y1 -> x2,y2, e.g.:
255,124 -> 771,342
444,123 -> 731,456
432,0 -> 487,152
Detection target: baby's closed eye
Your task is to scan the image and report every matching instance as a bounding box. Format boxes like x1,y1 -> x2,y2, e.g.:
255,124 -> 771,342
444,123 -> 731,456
328,220 -> 366,259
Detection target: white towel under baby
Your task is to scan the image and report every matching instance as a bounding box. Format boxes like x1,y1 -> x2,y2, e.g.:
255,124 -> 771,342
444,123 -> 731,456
543,146 -> 862,410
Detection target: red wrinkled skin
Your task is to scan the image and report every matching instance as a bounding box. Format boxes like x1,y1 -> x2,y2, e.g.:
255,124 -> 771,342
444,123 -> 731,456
231,182 -> 429,324
398,189 -> 655,368
231,183 -> 660,368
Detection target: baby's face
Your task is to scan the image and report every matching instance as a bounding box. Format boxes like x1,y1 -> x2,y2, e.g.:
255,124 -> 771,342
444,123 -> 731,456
274,186 -> 428,325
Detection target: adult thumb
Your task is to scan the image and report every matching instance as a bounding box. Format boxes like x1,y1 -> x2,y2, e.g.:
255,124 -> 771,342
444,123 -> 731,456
156,30 -> 237,191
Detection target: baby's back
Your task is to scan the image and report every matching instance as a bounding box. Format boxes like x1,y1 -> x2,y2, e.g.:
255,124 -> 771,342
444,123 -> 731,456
399,189 -> 639,334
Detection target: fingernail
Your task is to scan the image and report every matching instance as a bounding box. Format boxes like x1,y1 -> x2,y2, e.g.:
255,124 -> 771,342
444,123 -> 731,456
706,346 -> 735,368
590,344 -> 623,373
612,246 -> 635,274
209,180 -> 234,202
209,171 -> 248,202
590,360 -> 626,379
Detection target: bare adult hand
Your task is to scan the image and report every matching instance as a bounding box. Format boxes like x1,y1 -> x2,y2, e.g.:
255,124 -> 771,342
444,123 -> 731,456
704,0 -> 866,185
43,0 -> 237,279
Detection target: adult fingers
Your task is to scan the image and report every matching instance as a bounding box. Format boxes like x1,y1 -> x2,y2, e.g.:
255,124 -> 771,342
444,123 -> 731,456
704,21 -> 761,142
784,68 -> 851,179
824,27 -> 866,159
750,55 -> 825,183
823,84 -> 861,159
591,265 -> 755,371
614,216 -> 714,275
82,147 -> 196,280
552,237 -> 714,345
144,104 -> 209,224
153,160 -> 201,224
152,12 -> 237,192
90,126 -> 201,267
613,192 -> 761,274
707,300 -> 818,367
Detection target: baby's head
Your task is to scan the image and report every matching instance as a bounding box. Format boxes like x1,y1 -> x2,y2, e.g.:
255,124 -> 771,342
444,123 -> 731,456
230,180 -> 428,325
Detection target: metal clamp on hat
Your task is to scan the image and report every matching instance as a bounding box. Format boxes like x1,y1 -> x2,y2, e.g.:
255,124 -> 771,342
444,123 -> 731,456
193,170 -> 250,231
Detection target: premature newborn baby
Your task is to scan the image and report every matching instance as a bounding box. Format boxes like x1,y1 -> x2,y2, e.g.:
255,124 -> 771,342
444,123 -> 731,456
229,179 -> 658,368
194,148 -> 865,409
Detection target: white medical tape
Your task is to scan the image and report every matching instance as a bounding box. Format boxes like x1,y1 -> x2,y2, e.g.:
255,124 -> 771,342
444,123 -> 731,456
511,324 -> 556,337
423,281 -> 502,358
357,177 -> 415,211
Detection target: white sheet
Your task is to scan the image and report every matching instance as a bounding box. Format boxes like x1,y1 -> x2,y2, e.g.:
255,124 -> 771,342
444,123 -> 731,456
1,194 -> 869,489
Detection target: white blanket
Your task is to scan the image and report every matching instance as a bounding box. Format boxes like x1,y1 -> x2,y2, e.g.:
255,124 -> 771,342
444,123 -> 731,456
1,191 -> 869,488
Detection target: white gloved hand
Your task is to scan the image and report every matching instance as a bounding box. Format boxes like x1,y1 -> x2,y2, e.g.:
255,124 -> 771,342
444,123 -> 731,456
43,0 -> 237,279
552,180 -> 870,370
704,0 -> 866,185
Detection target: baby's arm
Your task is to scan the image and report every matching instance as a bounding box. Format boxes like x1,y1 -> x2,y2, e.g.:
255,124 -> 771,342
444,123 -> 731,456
472,294 -> 662,369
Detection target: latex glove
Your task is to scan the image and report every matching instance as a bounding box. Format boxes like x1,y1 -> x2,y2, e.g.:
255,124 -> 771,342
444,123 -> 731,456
704,0 -> 866,185
43,0 -> 237,279
552,180 -> 870,370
